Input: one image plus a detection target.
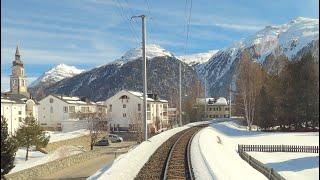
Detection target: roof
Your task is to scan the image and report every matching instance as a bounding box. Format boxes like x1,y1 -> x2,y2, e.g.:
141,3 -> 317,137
50,94 -> 96,105
126,90 -> 168,103
1,93 -> 32,104
196,97 -> 229,106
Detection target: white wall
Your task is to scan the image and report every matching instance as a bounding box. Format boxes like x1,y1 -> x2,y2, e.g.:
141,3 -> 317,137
1,102 -> 26,135
38,95 -> 69,128
104,90 -> 169,131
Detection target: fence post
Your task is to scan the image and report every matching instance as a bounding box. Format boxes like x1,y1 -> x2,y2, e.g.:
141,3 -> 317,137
268,168 -> 273,179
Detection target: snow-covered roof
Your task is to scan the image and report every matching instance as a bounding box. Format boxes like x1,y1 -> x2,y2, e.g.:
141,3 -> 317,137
197,97 -> 228,106
51,94 -> 95,106
126,90 -> 168,103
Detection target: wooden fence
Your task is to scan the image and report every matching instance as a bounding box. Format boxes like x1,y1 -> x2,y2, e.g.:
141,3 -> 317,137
238,149 -> 286,180
238,144 -> 319,153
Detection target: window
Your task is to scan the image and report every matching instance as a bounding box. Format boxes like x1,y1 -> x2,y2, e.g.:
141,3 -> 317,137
109,105 -> 112,112
49,98 -> 54,103
138,104 -> 141,111
19,117 -> 22,122
123,104 -> 126,108
50,107 -> 53,113
40,123 -> 47,125
69,106 -> 75,113
147,104 -> 150,111
18,111 -> 22,115
63,106 -> 68,113
147,112 -> 151,120
123,113 -> 126,117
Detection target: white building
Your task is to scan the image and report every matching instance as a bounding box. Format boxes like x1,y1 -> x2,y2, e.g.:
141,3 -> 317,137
1,93 -> 38,135
38,95 -> 106,131
105,90 -> 169,133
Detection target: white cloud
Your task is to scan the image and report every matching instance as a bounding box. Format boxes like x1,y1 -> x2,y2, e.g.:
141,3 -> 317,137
213,23 -> 262,31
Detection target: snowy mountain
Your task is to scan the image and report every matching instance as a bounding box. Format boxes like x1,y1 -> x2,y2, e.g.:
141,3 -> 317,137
29,64 -> 85,87
113,44 -> 174,65
177,50 -> 219,66
198,17 -> 319,97
31,45 -> 201,103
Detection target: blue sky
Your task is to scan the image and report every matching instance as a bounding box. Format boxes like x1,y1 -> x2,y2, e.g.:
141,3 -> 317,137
1,0 -> 319,91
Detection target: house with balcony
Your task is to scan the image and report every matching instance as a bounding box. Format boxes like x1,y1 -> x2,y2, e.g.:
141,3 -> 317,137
104,90 -> 169,133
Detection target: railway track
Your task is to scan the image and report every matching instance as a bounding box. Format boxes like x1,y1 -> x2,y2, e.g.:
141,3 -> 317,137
135,125 -> 207,180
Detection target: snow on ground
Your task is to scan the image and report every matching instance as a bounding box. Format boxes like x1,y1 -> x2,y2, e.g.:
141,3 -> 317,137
248,152 -> 319,180
88,121 -> 211,180
191,120 -> 319,180
46,129 -> 90,143
10,145 -> 85,174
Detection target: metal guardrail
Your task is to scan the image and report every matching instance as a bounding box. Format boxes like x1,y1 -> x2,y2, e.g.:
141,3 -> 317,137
239,144 -> 319,153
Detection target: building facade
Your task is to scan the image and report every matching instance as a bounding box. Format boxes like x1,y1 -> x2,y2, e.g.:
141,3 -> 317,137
38,95 -> 106,130
104,90 -> 169,133
196,97 -> 230,118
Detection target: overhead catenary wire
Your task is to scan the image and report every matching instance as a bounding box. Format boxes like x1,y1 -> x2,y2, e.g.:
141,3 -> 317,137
113,0 -> 140,43
144,0 -> 154,44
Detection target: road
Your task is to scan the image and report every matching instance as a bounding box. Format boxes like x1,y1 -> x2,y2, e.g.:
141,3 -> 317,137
39,141 -> 136,180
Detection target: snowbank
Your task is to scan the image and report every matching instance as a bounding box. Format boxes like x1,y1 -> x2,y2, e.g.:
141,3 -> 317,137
10,145 -> 85,174
88,121 -> 211,180
46,129 -> 90,143
192,120 -> 319,180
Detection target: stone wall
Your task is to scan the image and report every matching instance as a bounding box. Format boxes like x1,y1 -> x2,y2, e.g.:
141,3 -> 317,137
44,133 -> 106,153
5,148 -> 128,180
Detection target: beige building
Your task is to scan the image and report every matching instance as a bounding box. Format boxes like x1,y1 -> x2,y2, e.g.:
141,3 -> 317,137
196,97 -> 230,118
10,45 -> 29,97
104,90 -> 169,133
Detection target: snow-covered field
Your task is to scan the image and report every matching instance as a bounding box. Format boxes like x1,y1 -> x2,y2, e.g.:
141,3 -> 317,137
191,120 -> 319,180
10,145 -> 85,174
46,129 -> 90,143
88,121 -> 211,180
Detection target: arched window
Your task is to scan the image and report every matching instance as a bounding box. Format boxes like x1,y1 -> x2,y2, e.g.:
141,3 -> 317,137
119,95 -> 129,103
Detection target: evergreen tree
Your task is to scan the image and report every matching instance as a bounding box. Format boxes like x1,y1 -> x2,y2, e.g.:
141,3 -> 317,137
1,116 -> 18,177
14,117 -> 49,161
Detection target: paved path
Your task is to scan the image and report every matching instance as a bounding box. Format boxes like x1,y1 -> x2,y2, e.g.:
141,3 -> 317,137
39,141 -> 136,180
42,154 -> 115,180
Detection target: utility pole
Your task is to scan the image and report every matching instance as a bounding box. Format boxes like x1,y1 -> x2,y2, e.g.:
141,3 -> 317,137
131,15 -> 147,141
179,62 -> 182,126
229,83 -> 232,118
204,72 -> 207,120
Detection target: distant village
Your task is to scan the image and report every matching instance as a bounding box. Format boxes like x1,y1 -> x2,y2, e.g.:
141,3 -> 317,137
1,46 -> 230,135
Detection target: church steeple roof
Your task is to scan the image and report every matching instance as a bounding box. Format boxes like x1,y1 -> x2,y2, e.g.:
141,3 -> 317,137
15,45 -> 20,56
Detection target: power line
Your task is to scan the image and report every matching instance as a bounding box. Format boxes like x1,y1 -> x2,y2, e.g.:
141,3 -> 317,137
184,0 -> 193,55
113,0 -> 140,43
144,0 -> 154,44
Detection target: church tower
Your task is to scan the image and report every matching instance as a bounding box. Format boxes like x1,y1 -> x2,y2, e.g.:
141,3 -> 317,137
10,45 -> 29,96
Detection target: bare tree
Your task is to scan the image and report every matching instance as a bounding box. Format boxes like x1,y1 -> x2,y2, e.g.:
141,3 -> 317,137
236,51 -> 265,130
72,108 -> 108,150
128,112 -> 144,143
